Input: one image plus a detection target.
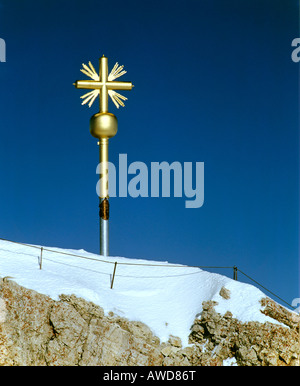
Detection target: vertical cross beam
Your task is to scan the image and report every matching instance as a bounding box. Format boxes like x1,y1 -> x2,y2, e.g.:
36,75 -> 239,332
100,56 -> 108,113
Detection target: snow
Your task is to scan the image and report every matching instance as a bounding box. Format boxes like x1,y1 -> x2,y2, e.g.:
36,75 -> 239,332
0,239 -> 282,347
223,357 -> 238,366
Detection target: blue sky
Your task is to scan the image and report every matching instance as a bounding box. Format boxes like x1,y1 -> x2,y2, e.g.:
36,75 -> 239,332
0,0 -> 299,307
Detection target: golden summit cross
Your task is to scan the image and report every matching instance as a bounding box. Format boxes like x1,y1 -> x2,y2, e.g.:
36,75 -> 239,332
74,55 -> 134,257
73,55 -> 134,112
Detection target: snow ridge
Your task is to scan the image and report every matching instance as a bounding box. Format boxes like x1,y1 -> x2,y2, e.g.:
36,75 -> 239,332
0,240 -> 277,346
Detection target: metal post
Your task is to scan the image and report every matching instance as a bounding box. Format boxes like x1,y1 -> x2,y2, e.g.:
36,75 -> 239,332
233,266 -> 237,280
110,262 -> 117,289
39,247 -> 43,270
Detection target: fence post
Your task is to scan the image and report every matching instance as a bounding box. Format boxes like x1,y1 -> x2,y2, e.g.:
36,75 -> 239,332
39,247 -> 43,270
233,266 -> 237,280
110,262 -> 117,289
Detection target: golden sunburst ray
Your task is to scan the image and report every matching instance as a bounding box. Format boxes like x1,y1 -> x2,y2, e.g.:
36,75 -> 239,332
80,89 -> 100,107
80,61 -> 99,81
108,90 -> 128,108
108,62 -> 127,81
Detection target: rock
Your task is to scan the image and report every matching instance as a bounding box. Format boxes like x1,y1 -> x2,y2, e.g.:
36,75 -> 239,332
219,286 -> 231,300
224,311 -> 233,319
237,347 -> 259,366
260,297 -> 300,330
161,345 -> 172,357
168,335 -> 182,348
0,279 -> 163,366
0,278 -> 299,366
189,299 -> 299,366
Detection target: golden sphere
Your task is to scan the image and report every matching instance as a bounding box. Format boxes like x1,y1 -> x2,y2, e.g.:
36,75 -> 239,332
89,113 -> 118,139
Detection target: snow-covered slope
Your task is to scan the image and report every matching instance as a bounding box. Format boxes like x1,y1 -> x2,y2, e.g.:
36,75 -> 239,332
0,239 -> 280,346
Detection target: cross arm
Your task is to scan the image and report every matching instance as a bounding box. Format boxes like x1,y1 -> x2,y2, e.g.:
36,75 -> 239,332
107,81 -> 133,91
74,80 -> 133,91
74,80 -> 101,89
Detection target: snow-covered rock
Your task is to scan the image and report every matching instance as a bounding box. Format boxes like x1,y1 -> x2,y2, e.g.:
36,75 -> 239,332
0,239 -> 295,347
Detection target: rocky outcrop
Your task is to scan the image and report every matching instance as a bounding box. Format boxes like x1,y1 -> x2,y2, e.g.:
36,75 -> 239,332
189,301 -> 299,366
0,280 -> 163,366
260,297 -> 300,330
0,278 -> 299,366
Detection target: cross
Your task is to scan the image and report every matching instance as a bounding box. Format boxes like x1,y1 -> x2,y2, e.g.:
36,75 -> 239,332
73,54 -> 134,257
73,55 -> 133,112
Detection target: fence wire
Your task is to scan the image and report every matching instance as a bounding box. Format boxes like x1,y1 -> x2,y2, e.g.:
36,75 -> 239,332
0,237 -> 297,310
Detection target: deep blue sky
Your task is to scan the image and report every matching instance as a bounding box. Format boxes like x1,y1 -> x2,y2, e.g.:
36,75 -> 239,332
0,0 -> 299,307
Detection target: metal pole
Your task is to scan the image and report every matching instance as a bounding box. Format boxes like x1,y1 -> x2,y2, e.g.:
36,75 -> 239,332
110,262 -> 117,289
233,266 -> 237,280
39,247 -> 43,270
100,210 -> 109,256
99,138 -> 109,256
